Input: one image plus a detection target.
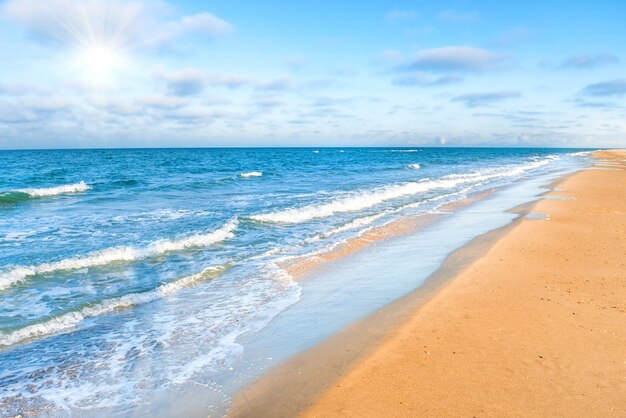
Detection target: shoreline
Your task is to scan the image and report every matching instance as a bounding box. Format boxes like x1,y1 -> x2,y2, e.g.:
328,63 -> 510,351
229,150 -> 625,417
298,149 -> 626,417
229,206 -> 532,418
228,156 -> 584,417
282,188 -> 498,281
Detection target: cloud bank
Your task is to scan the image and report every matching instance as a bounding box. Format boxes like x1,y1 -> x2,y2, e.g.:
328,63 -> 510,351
2,0 -> 232,50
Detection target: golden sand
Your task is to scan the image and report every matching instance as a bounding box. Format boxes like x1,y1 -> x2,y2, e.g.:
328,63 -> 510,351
299,150 -> 626,417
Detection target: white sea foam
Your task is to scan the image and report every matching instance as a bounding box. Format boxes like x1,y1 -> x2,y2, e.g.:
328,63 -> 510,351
15,181 -> 91,197
111,209 -> 209,223
0,220 -> 238,291
0,265 -> 228,347
251,158 -> 555,224
380,149 -> 420,153
0,263 -> 301,412
407,163 -> 421,169
307,213 -> 388,243
308,188 -> 473,243
239,171 -> 263,178
568,151 -> 594,156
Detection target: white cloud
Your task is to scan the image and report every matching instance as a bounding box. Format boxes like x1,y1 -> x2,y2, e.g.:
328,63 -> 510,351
138,95 -> 189,109
91,98 -> 141,116
393,72 -> 462,87
156,68 -> 206,96
401,46 -> 506,73
0,83 -> 38,96
22,97 -> 72,112
0,102 -> 39,123
2,0 -> 232,50
581,79 -> 626,97
560,53 -> 619,69
207,73 -> 252,89
166,12 -> 232,37
452,91 -> 522,107
254,95 -> 285,108
255,77 -> 293,91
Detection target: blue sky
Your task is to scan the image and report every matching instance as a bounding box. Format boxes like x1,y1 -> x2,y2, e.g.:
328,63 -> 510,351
0,0 -> 624,149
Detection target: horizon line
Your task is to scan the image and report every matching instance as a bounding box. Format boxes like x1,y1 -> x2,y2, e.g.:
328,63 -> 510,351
0,145 -> 606,152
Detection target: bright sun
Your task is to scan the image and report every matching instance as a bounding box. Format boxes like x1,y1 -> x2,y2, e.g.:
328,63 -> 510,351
74,44 -> 124,85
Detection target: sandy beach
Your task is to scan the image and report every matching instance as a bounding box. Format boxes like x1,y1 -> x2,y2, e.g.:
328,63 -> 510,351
232,150 -> 626,417
3,2 -> 625,414
301,150 -> 626,417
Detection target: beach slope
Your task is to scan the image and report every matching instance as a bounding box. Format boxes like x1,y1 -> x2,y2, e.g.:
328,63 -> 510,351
300,150 -> 626,417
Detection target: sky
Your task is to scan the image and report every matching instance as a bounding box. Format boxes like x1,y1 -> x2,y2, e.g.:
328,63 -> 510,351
0,0 -> 625,149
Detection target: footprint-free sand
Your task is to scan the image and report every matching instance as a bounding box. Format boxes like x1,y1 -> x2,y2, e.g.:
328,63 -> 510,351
299,151 -> 626,417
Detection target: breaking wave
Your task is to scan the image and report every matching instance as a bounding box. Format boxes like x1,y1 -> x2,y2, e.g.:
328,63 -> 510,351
307,213 -> 388,243
0,181 -> 90,204
0,265 -> 229,347
239,171 -> 263,178
251,158 -> 555,224
0,219 -> 238,291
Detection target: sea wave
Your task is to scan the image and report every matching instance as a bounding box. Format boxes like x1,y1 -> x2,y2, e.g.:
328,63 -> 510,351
307,213 -> 388,243
239,171 -> 263,178
0,181 -> 90,204
16,181 -> 90,197
377,149 -> 420,153
0,265 -> 229,347
251,158 -> 555,224
407,163 -> 421,169
0,219 -> 238,291
111,208 -> 210,223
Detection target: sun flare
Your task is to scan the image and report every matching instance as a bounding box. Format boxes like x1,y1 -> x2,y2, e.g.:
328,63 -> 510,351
73,44 -> 125,85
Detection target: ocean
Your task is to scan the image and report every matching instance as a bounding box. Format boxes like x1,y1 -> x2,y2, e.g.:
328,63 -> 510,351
0,147 -> 591,415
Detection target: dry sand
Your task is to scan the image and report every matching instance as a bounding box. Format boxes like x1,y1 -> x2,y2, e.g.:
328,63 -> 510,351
298,151 -> 626,417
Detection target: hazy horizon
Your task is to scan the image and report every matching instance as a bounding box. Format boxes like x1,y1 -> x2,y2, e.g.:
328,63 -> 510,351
0,0 -> 624,149
0,145 -> 601,151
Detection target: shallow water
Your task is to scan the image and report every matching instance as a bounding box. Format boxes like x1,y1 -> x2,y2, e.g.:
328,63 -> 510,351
0,148 -> 591,415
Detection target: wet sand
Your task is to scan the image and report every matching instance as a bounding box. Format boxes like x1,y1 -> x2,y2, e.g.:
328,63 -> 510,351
297,149 -> 626,417
231,150 -> 626,417
284,189 -> 495,280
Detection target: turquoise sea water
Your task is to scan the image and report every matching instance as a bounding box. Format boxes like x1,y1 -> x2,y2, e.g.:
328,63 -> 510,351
0,148 -> 591,415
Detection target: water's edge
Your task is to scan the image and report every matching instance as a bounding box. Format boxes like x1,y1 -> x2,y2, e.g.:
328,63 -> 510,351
225,167 -> 583,418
